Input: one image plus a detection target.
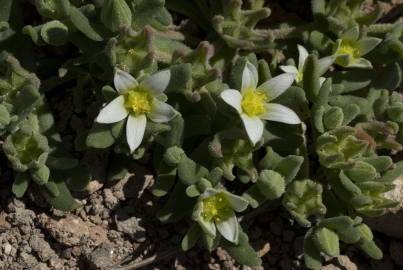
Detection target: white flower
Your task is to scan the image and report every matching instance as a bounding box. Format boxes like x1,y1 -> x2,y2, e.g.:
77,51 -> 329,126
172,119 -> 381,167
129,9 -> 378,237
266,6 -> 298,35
193,188 -> 248,244
333,26 -> 382,69
221,62 -> 301,145
280,45 -> 334,86
96,68 -> 177,153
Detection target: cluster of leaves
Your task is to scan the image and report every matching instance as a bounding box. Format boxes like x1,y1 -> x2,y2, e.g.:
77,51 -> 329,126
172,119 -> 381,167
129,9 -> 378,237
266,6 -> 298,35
1,0 -> 403,269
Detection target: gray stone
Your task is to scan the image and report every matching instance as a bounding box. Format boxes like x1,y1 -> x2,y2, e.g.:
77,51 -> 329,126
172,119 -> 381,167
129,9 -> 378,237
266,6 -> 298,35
104,189 -> 118,209
86,180 -> 104,194
216,247 -> 230,261
336,255 -> 357,270
18,252 -> 38,268
8,208 -> 35,226
384,176 -> 403,212
0,211 -> 11,232
85,243 -> 114,270
7,198 -> 25,212
29,235 -> 55,262
33,262 -> 50,270
38,215 -> 109,247
115,213 -> 146,242
48,256 -> 63,269
3,243 -> 12,255
321,265 -> 341,270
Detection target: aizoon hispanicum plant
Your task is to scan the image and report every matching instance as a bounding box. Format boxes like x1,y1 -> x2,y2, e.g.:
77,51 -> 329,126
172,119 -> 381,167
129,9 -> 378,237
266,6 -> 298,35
1,0 -> 403,268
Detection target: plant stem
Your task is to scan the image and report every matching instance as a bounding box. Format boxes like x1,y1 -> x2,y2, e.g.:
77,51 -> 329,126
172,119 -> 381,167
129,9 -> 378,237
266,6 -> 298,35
109,246 -> 183,270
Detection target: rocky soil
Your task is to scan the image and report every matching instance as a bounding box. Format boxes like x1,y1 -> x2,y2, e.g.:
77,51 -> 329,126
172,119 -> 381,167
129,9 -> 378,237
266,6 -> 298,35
1,167 -> 403,270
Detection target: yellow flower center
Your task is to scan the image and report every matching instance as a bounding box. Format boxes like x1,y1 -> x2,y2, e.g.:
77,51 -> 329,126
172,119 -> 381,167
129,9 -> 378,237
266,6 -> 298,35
296,71 -> 303,83
241,89 -> 267,117
202,193 -> 232,223
337,40 -> 360,58
124,88 -> 152,116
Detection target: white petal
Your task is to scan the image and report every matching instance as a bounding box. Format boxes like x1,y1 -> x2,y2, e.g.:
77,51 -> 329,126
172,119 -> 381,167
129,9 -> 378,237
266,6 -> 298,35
224,192 -> 248,212
335,54 -> 353,67
348,58 -> 373,69
241,62 -> 258,93
279,65 -> 299,75
356,38 -> 382,56
317,56 -> 335,76
334,39 -> 343,54
198,218 -> 216,237
96,96 -> 128,124
257,73 -> 295,101
221,89 -> 242,113
240,114 -> 264,145
262,103 -> 301,124
126,114 -> 147,153
216,213 -> 239,244
114,69 -> 138,94
148,99 -> 177,123
319,77 -> 326,87
297,44 -> 309,71
140,70 -> 171,95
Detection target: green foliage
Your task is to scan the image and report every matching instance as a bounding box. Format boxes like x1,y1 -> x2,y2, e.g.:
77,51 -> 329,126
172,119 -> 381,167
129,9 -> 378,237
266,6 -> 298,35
1,0 -> 402,269
304,216 -> 383,269
242,169 -> 285,208
222,230 -> 262,267
0,51 -> 88,210
3,127 -> 49,172
313,227 -> 340,257
316,127 -> 369,169
181,223 -> 202,251
283,179 -> 326,227
101,0 -> 132,32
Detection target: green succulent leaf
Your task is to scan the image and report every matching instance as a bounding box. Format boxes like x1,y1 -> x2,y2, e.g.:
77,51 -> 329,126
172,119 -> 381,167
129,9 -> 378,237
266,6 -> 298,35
31,165 -> 50,185
3,128 -> 49,172
359,240 -> 383,260
283,179 -> 326,227
303,229 -> 322,270
101,0 -> 132,32
181,223 -> 201,251
86,121 -> 124,149
40,20 -> 69,46
242,169 -> 285,208
42,177 -> 81,211
313,227 -> 340,257
12,172 -> 30,198
222,230 -> 262,267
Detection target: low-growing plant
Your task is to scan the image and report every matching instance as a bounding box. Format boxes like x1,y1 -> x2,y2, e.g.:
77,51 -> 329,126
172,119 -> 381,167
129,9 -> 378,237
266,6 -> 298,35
1,0 -> 403,269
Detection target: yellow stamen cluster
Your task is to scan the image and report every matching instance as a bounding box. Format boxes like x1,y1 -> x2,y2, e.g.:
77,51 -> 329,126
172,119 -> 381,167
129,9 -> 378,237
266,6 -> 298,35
337,40 -> 360,58
124,89 -> 152,116
202,193 -> 232,223
241,89 -> 267,117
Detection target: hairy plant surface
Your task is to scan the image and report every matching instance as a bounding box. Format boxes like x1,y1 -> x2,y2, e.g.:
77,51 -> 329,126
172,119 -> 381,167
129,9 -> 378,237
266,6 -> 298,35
0,0 -> 402,269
